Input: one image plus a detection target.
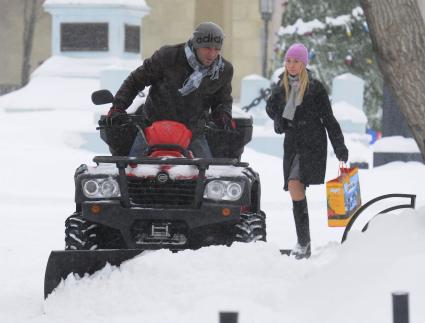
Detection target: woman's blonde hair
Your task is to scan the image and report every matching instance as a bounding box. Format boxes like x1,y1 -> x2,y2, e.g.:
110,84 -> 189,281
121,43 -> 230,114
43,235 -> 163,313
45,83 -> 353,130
282,64 -> 309,102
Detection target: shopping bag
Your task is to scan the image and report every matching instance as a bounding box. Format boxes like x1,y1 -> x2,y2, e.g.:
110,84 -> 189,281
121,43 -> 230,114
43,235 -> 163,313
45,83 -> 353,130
326,165 -> 362,227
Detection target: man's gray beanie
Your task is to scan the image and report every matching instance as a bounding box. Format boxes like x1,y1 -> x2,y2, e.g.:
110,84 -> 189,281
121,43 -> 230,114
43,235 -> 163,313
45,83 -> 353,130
192,22 -> 224,49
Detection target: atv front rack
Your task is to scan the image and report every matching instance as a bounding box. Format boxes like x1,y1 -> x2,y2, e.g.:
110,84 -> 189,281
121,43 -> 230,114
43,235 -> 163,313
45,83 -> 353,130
93,156 -> 249,168
93,156 -> 250,209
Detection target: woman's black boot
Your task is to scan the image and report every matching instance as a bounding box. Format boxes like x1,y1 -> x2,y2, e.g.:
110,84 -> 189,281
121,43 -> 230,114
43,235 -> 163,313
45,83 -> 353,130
291,198 -> 311,259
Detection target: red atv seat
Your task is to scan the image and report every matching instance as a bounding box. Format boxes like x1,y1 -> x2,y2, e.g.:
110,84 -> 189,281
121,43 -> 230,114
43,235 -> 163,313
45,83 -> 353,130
145,120 -> 193,158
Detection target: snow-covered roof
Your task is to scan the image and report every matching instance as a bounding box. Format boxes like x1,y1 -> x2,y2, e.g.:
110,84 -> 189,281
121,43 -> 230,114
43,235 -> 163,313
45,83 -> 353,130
44,0 -> 149,10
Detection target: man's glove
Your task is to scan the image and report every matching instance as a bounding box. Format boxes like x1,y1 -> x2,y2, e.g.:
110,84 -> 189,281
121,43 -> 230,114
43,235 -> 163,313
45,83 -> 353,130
335,146 -> 349,163
107,107 -> 127,117
211,110 -> 236,130
222,112 -> 237,131
106,107 -> 128,126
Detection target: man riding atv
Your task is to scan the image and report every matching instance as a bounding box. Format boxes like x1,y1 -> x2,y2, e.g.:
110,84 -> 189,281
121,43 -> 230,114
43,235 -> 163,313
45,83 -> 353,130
43,22 -> 266,299
109,21 -> 235,158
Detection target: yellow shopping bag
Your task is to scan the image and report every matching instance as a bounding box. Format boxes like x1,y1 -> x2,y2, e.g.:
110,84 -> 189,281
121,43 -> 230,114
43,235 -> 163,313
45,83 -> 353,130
326,165 -> 362,227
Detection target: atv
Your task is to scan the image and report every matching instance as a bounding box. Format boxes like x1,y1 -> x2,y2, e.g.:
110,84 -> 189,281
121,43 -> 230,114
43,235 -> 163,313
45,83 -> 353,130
44,90 -> 266,298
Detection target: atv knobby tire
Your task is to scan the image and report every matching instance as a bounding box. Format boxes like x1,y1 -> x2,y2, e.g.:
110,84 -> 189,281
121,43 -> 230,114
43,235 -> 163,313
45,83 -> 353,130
65,212 -> 100,250
234,212 -> 266,243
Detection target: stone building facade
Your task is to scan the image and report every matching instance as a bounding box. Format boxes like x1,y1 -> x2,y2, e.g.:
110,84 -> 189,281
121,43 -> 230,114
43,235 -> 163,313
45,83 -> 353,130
0,0 -> 283,97
3,0 -> 423,97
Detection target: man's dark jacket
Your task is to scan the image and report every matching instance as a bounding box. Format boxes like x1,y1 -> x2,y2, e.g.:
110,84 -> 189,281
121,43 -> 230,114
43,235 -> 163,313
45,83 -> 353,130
266,75 -> 346,191
113,43 -> 233,136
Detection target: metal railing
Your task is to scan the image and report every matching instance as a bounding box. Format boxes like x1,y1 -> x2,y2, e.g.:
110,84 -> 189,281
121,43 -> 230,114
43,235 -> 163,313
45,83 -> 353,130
341,193 -> 416,243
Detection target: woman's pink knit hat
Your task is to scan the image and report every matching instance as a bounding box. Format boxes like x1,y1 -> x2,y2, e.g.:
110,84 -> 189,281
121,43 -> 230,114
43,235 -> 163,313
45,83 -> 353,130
284,43 -> 309,66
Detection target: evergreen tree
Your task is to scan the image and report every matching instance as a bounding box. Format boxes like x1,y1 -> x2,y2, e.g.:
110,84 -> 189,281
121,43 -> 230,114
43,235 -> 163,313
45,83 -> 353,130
273,0 -> 382,130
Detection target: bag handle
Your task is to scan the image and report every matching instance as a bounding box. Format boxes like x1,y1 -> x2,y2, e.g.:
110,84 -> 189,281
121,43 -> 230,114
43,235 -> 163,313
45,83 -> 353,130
338,162 -> 349,181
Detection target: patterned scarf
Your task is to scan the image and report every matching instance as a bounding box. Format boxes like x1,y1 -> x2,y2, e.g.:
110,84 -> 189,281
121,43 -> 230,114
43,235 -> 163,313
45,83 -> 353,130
178,41 -> 225,96
282,75 -> 302,121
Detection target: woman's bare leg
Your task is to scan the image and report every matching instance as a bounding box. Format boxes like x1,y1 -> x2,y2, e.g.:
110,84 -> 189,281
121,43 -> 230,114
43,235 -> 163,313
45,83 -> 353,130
288,179 -> 305,201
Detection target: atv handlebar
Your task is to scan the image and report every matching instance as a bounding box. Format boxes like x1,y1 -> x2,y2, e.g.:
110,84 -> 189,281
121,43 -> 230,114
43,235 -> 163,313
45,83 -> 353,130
98,115 -> 239,135
96,114 -> 145,130
92,89 -> 238,134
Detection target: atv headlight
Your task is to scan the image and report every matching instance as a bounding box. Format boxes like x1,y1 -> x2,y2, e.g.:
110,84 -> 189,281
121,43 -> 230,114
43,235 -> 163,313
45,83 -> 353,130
226,182 -> 243,201
204,180 -> 226,200
100,179 -> 119,197
204,180 -> 244,201
83,180 -> 99,197
82,178 -> 120,198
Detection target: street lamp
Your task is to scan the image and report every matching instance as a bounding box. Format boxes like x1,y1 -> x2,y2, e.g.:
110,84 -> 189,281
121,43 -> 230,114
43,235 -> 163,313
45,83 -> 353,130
259,0 -> 274,77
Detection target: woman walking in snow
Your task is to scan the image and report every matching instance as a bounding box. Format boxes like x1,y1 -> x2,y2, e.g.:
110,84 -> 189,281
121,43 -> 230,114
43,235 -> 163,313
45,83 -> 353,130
265,43 -> 348,259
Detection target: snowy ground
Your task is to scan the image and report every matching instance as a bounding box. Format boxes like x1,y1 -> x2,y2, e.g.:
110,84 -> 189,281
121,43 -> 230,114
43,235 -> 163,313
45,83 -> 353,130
0,108 -> 424,323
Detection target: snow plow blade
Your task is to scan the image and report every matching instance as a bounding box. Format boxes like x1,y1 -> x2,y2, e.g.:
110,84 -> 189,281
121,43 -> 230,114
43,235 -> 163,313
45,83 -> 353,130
44,249 -> 143,299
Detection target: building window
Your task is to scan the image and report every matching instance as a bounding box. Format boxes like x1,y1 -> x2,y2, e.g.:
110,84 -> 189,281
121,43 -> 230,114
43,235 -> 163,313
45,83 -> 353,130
125,25 -> 140,53
61,23 -> 108,52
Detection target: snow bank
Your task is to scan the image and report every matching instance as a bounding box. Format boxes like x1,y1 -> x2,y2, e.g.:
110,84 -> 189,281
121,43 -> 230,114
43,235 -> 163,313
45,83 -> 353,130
283,207 -> 425,323
373,136 -> 420,153
332,101 -> 368,123
42,208 -> 425,323
32,56 -> 139,79
1,66 -> 425,323
0,56 -> 141,112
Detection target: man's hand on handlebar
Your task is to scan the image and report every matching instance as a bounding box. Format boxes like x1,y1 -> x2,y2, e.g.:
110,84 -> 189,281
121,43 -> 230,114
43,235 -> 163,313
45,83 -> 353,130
210,110 -> 236,131
106,107 -> 129,126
